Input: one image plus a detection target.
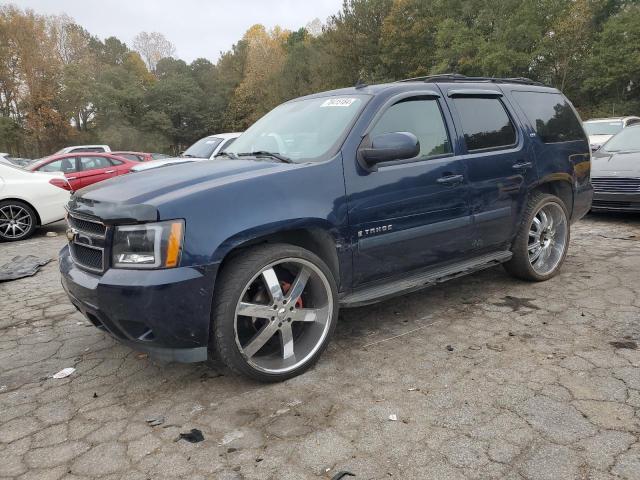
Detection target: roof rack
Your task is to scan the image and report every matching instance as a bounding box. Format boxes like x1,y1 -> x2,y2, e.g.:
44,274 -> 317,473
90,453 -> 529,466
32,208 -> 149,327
397,73 -> 545,87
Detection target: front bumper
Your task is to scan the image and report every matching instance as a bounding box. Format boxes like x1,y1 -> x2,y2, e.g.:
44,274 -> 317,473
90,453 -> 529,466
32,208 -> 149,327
592,192 -> 640,212
60,245 -> 218,363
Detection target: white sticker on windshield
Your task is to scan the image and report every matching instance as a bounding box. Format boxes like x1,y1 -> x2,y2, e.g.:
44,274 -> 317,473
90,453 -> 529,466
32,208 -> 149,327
321,98 -> 357,107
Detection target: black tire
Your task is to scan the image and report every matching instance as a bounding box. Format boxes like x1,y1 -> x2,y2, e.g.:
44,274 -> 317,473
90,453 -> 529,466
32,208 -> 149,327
0,200 -> 38,242
504,192 -> 570,281
210,243 -> 339,382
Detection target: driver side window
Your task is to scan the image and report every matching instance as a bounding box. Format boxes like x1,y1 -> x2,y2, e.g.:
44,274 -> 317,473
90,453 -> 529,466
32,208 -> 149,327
370,97 -> 452,158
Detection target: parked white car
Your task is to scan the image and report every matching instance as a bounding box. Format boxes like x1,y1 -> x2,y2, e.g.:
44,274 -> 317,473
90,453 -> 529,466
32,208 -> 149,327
0,163 -> 71,241
584,117 -> 640,149
0,153 -> 12,166
54,144 -> 111,155
130,158 -> 197,173
131,133 -> 241,173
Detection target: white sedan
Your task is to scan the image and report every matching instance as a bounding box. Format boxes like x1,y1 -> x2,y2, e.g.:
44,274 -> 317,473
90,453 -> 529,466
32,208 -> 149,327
0,163 -> 71,241
131,132 -> 241,173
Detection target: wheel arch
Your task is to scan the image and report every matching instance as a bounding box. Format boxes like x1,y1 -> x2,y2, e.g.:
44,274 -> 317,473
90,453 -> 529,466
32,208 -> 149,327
0,197 -> 42,225
529,177 -> 574,217
214,222 -> 343,290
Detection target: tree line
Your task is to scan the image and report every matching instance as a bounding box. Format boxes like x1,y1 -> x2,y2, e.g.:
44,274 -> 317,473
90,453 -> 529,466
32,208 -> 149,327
1,0 -> 639,158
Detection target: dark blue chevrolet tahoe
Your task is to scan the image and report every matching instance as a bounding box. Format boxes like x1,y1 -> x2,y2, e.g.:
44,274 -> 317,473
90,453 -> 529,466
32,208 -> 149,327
60,75 -> 593,381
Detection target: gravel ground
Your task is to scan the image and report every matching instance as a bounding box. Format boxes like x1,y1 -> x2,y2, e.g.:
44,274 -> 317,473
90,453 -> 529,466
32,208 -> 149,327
0,214 -> 639,480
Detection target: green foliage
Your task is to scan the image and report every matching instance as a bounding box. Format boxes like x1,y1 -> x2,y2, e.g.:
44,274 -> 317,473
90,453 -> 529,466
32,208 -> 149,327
1,0 -> 639,157
583,4 -> 640,115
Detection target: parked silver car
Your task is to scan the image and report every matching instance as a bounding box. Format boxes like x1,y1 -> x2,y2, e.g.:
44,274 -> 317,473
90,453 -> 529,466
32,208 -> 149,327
584,116 -> 640,150
591,125 -> 640,212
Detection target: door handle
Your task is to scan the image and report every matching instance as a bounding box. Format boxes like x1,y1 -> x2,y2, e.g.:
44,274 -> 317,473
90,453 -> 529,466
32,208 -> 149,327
437,174 -> 464,185
105,170 -> 116,174
66,176 -> 76,180
512,162 -> 533,170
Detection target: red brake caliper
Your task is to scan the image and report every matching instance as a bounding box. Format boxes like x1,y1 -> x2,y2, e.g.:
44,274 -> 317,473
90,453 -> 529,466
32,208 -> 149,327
280,281 -> 304,308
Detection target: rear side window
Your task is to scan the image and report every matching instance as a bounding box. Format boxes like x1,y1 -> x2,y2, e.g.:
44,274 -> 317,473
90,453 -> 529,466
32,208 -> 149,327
78,156 -> 112,170
453,97 -> 517,151
370,97 -> 452,158
513,92 -> 585,143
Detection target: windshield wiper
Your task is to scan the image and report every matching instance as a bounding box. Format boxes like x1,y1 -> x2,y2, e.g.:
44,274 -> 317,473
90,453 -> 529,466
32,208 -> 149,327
237,151 -> 293,163
215,151 -> 238,159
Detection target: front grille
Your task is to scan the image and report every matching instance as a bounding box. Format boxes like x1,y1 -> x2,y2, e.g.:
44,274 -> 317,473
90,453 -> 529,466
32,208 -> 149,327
591,177 -> 640,193
70,243 -> 104,271
66,211 -> 107,273
67,214 -> 107,237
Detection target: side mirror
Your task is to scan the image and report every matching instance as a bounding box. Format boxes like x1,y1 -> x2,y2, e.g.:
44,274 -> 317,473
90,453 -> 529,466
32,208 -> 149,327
360,132 -> 420,168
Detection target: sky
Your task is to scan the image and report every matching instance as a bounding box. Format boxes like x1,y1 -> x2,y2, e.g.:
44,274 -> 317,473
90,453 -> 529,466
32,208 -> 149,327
3,0 -> 344,62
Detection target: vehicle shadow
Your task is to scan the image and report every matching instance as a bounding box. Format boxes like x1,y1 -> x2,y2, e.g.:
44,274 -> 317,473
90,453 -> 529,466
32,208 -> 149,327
586,210 -> 640,226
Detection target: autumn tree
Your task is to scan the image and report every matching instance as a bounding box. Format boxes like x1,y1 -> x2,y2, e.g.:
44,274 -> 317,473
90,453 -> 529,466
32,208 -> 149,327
225,25 -> 288,129
49,14 -> 96,132
0,5 -> 69,156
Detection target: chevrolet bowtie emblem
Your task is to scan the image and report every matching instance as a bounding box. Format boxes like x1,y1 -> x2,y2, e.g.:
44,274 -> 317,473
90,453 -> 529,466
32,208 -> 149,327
66,228 -> 78,242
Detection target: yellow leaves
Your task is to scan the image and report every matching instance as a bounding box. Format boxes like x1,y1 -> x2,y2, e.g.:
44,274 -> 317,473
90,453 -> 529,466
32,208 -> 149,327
125,52 -> 155,86
227,24 -> 289,128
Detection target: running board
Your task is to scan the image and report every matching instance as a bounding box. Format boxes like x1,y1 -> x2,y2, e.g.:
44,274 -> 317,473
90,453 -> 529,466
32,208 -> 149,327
340,251 -> 512,307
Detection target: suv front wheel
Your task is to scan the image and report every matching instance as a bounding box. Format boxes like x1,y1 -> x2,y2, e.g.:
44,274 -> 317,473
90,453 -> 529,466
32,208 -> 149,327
505,192 -> 570,281
211,243 -> 338,382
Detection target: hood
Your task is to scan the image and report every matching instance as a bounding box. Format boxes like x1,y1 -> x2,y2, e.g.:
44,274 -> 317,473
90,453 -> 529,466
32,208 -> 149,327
591,149 -> 640,177
588,134 -> 613,146
68,159 -> 296,222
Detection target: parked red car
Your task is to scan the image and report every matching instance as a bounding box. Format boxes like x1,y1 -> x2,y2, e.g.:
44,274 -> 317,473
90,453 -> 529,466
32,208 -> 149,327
28,153 -> 138,191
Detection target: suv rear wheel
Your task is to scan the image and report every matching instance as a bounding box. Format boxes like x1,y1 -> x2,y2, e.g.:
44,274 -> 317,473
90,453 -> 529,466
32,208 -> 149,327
504,192 -> 570,281
211,243 -> 338,382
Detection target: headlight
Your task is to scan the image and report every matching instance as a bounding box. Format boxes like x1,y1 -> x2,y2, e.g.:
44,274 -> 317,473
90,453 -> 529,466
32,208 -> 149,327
112,220 -> 184,269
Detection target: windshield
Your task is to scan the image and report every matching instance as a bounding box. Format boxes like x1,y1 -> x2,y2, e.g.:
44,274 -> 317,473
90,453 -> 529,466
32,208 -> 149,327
602,126 -> 640,152
182,137 -> 222,158
584,121 -> 623,136
225,95 -> 368,162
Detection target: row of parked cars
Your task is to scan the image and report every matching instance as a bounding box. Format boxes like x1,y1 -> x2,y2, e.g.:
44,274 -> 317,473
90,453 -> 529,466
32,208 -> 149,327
0,133 -> 241,241
584,116 -> 640,212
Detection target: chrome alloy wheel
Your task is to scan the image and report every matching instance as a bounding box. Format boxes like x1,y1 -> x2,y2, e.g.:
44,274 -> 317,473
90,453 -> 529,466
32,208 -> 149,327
528,202 -> 568,276
234,258 -> 333,374
0,204 -> 32,239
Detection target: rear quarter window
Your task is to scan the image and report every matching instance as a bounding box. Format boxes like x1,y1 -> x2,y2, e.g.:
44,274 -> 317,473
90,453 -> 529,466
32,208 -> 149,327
512,91 -> 585,143
453,97 -> 517,151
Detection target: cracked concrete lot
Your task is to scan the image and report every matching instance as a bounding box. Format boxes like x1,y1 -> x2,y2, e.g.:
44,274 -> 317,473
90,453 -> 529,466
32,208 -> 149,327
0,214 -> 639,480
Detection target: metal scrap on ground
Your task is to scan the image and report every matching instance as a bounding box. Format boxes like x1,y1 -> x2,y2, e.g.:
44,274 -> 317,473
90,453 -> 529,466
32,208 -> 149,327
0,255 -> 50,282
